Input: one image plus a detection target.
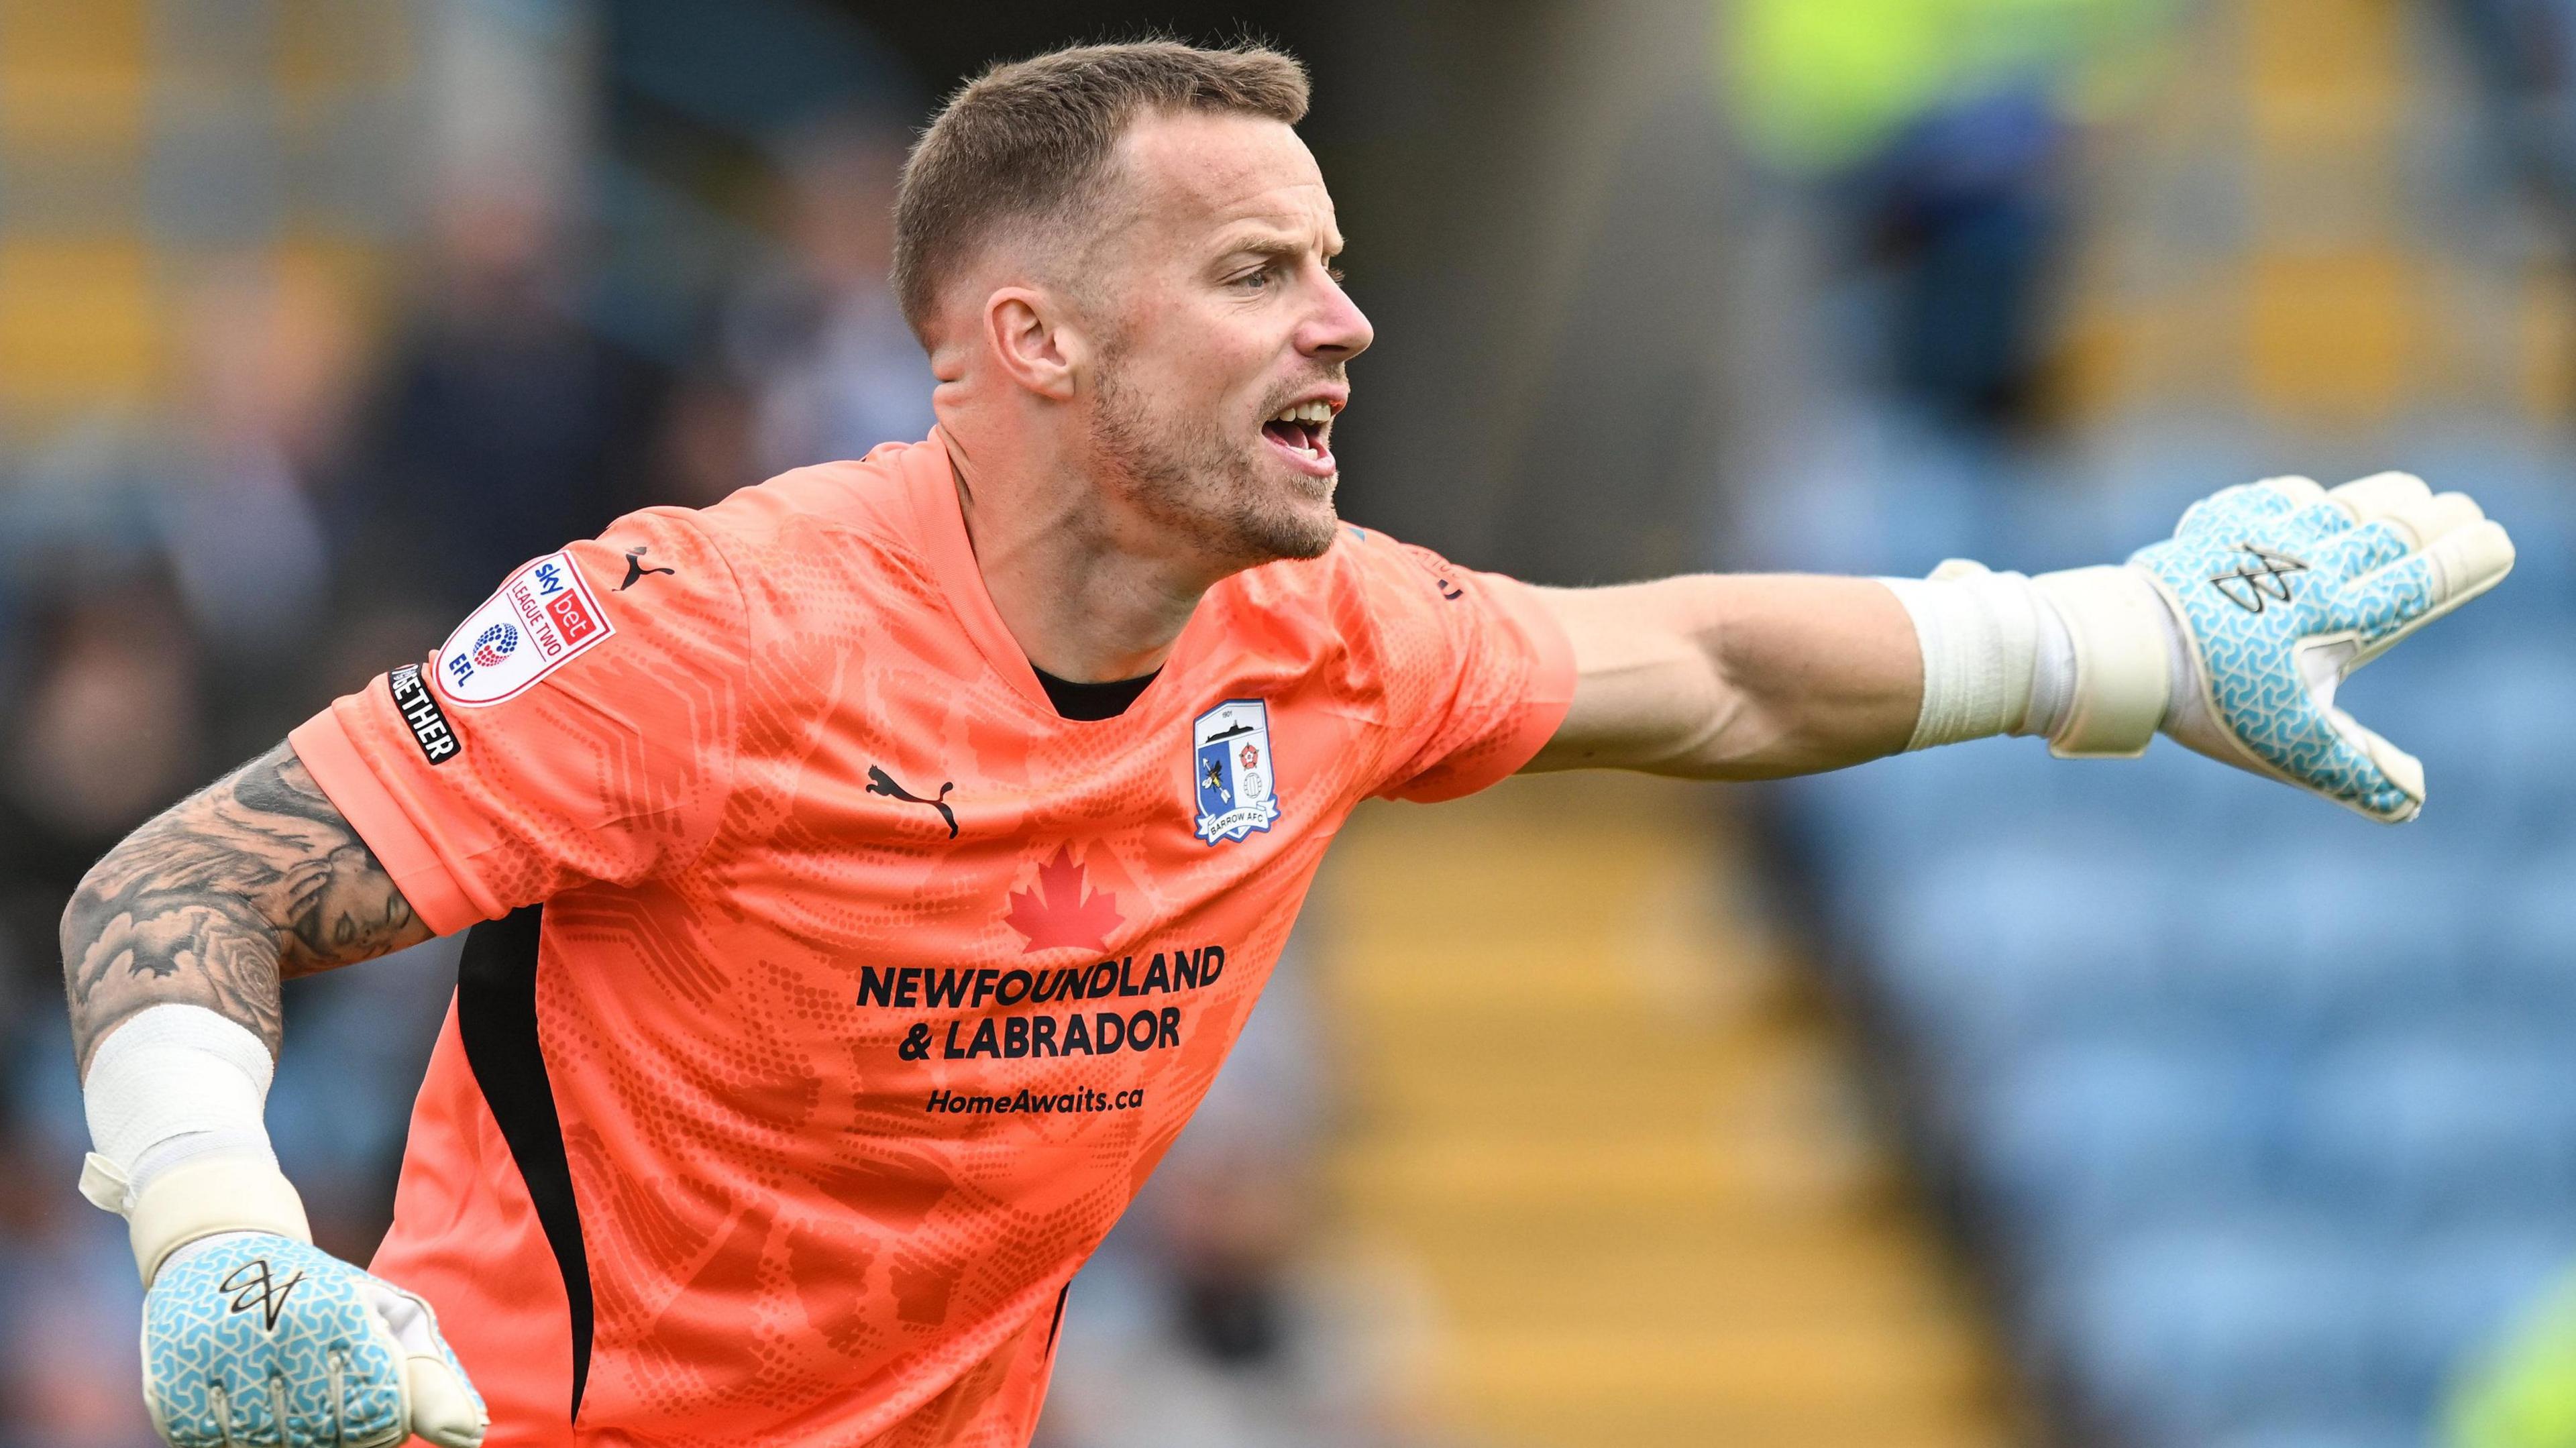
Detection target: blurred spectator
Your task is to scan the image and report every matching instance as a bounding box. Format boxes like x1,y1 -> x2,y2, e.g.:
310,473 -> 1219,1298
1,580 -> 201,871
2447,0 -> 2576,222
0,256 -> 358,768
655,369 -> 762,508
333,181 -> 669,631
1040,1154 -> 1410,1448
163,264 -> 348,668
1729,0 -> 2174,431
0,575 -> 205,1008
162,262 -> 363,761
1845,87 -> 2071,431
721,112 -> 938,479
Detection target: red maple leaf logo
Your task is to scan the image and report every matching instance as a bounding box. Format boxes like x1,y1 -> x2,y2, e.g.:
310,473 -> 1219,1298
1003,844 -> 1123,954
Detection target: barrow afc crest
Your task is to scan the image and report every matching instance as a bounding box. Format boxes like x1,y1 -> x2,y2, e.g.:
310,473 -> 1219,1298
1191,699 -> 1281,845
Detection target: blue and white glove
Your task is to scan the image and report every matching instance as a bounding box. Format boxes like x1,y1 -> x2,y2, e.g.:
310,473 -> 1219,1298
2039,471 -> 2515,821
79,1006 -> 488,1448
137,1224 -> 485,1448
1890,472 -> 2514,822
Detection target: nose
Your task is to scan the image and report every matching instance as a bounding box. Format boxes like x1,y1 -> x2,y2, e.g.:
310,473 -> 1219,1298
1299,265 -> 1373,361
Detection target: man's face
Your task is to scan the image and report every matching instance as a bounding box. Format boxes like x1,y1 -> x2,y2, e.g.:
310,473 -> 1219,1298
1075,111 -> 1372,569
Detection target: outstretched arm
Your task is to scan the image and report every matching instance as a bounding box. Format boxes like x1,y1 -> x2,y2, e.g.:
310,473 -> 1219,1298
60,740 -> 429,1076
1522,574 -> 1924,780
1522,472 -> 2516,820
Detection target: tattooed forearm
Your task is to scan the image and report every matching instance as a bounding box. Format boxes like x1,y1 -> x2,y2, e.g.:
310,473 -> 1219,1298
60,742 -> 432,1075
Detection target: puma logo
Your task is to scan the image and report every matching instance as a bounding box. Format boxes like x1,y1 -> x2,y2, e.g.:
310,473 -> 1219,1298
866,766 -> 958,840
618,546 -> 677,591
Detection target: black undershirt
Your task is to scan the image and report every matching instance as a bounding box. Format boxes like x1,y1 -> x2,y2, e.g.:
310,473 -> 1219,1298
1032,665 -> 1159,721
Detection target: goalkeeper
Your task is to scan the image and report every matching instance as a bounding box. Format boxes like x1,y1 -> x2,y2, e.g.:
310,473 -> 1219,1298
59,38 -> 2511,1448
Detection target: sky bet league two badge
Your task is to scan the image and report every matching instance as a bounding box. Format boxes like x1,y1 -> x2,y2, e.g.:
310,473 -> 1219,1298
1192,700 -> 1281,845
432,550 -> 613,706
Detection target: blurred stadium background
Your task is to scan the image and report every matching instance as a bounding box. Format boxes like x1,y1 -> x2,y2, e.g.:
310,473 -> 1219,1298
1,1 -> 2573,1445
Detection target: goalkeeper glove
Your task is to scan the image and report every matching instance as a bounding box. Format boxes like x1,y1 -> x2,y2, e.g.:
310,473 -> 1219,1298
1890,471 -> 2514,821
80,1006 -> 486,1448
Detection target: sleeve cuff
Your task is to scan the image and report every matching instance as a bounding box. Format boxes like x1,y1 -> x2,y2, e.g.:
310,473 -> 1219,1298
1385,574 -> 1579,803
286,706 -> 490,938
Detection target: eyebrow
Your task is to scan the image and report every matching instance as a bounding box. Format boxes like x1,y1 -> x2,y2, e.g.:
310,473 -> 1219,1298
1217,230 -> 1344,262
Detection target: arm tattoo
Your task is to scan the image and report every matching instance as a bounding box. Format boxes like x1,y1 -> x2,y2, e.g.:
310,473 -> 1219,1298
60,742 -> 432,1075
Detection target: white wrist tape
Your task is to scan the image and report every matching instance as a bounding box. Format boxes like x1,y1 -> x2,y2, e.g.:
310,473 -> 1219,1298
81,1003 -> 277,1193
1882,563 -> 2076,749
78,1004 -> 307,1282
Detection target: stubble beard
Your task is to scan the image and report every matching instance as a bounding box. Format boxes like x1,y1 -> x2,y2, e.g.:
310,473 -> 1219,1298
1088,355 -> 1340,571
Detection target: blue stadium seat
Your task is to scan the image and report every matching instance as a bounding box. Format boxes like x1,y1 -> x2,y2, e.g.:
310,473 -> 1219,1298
2194,1417 -> 2423,1448
2291,1033 -> 2576,1229
2443,655 -> 2576,842
2379,1225 -> 2576,1410
2475,849 -> 2576,1015
1965,1040 -> 2269,1250
2045,1219 -> 2383,1444
1866,843 -> 2167,1068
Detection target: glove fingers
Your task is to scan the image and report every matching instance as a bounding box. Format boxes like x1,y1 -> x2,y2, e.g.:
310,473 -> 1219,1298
2178,476 -> 2321,537
2326,469 -> 2433,523
407,1357 -> 489,1448
2331,714 -> 2424,821
2268,499 -> 2365,549
2299,474 -> 2459,579
2251,698 -> 2422,822
2316,493 -> 2491,632
2271,473 -> 2436,558
2330,517 -> 2516,653
2257,474 -> 2328,508
144,1237 -> 425,1448
279,1366 -> 347,1448
217,1372 -> 284,1447
2424,517 -> 2518,607
363,1282 -> 487,1448
149,1386 -> 223,1448
2324,549 -> 2436,645
2304,517 -> 2414,579
2288,645 -> 2422,820
2384,489 -> 2486,549
331,1303 -> 411,1448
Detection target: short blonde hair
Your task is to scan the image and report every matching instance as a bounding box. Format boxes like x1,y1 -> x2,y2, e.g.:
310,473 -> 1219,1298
892,40 -> 1310,337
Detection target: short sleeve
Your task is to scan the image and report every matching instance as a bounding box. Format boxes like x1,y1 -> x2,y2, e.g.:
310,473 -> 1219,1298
288,508 -> 756,936
1361,538 -> 1577,803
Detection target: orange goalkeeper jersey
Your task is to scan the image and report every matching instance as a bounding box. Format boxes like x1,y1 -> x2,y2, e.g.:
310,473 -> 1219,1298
286,434 -> 1575,1447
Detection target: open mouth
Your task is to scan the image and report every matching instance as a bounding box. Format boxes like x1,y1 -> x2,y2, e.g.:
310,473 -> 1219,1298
1261,399 -> 1337,474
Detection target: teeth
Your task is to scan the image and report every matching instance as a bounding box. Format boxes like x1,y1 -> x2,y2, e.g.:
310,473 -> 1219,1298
1269,400 -> 1336,425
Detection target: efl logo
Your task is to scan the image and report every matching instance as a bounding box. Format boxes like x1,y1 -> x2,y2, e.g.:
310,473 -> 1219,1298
471,624 -> 518,668
432,550 -> 616,706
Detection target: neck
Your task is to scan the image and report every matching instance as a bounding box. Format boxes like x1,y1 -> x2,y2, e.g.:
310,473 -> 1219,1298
945,432 -> 1212,683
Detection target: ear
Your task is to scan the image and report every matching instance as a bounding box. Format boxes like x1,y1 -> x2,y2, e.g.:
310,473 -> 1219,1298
982,287 -> 1086,402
